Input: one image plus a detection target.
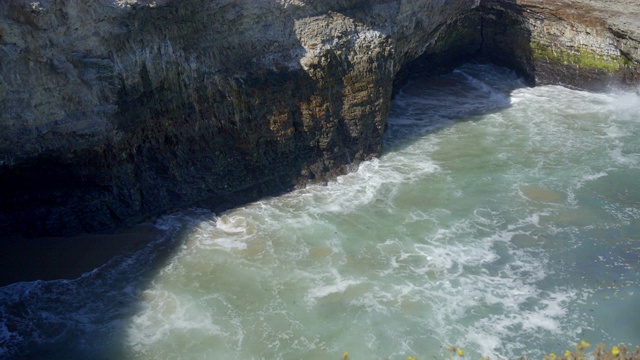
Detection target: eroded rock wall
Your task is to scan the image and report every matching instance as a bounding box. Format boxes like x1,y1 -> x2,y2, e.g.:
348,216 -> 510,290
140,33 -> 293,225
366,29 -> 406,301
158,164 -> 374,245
482,0 -> 640,88
0,0 -> 482,236
2,0 -> 639,237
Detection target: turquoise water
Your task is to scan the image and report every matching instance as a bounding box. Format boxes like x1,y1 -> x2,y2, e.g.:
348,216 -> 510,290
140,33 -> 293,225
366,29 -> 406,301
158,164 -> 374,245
2,64 -> 639,359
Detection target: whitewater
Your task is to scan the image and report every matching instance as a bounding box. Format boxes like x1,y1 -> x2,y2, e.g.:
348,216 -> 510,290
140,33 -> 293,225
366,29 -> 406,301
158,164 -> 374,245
1,63 -> 639,359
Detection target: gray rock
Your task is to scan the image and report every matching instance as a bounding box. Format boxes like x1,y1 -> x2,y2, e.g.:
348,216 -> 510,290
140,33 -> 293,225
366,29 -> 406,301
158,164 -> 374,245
0,0 -> 638,236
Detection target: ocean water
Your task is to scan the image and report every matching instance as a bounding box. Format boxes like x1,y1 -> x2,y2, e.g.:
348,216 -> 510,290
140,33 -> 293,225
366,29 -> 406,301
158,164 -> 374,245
2,63 -> 639,359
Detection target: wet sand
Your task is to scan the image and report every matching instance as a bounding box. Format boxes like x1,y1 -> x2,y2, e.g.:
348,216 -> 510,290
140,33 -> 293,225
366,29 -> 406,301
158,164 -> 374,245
0,222 -> 163,287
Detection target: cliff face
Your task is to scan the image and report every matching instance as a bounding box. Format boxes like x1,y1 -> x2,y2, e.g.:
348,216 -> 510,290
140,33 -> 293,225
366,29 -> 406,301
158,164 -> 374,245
0,0 -> 483,236
482,0 -> 640,88
1,0 -> 638,237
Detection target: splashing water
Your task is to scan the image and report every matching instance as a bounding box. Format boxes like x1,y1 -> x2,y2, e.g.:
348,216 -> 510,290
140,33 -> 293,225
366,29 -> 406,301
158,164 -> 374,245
2,63 -> 639,359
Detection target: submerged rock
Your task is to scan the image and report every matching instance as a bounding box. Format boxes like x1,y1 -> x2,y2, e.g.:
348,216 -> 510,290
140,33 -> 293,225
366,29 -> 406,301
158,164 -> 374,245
0,0 -> 638,236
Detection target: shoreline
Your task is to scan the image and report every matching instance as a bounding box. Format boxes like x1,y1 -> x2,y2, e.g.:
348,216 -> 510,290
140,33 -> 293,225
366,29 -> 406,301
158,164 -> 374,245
0,222 -> 163,287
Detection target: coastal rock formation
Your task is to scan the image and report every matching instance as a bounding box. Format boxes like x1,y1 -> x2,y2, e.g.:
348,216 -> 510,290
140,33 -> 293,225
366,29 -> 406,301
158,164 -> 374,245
0,0 -> 483,236
482,0 -> 640,88
0,0 -> 638,236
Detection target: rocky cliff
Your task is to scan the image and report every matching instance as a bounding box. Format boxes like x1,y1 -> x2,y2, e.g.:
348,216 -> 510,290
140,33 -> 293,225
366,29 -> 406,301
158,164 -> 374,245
482,0 -> 640,88
0,0 -> 638,236
0,0 -> 484,236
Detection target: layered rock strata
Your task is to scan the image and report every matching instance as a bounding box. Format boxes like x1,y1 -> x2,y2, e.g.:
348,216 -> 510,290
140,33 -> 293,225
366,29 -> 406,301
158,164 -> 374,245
483,0 -> 640,88
0,0 -> 483,236
0,0 -> 638,236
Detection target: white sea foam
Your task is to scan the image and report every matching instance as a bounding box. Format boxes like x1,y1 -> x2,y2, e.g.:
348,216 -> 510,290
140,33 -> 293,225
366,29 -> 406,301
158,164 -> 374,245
610,147 -> 640,166
603,125 -> 631,138
305,269 -> 361,304
127,290 -> 225,351
190,214 -> 254,251
607,89 -> 640,119
467,290 -> 577,357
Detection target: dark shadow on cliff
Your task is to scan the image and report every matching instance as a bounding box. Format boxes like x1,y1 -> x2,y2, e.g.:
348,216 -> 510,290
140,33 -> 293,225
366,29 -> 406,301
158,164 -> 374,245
479,0 -> 535,86
0,0 -> 310,239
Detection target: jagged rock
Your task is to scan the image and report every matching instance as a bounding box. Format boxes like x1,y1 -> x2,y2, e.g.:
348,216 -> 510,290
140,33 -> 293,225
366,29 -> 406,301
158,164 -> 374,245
0,0 -> 638,236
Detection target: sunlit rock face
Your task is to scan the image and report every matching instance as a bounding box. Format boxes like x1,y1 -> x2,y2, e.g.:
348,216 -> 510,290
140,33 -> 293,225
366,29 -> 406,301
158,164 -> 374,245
0,0 -> 638,236
482,0 -> 640,88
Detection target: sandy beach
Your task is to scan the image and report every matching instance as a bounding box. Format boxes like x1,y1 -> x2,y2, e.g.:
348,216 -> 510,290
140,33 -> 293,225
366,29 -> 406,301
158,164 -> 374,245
0,222 -> 163,287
